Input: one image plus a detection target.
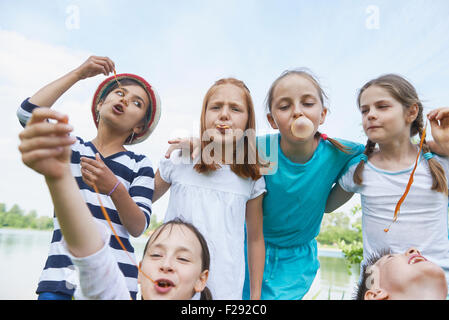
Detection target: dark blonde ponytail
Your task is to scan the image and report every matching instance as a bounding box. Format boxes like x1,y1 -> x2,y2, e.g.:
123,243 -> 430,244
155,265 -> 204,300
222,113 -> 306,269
315,131 -> 351,154
353,139 -> 376,185
414,113 -> 448,195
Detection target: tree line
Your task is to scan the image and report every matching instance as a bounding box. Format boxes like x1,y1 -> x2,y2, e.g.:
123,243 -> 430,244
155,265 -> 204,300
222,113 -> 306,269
0,203 -> 53,230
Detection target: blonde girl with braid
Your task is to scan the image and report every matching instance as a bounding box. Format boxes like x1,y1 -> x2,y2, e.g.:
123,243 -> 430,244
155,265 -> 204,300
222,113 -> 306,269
326,74 -> 449,290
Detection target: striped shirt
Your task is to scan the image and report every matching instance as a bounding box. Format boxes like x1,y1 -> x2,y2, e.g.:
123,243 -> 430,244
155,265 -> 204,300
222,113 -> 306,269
18,98 -> 154,299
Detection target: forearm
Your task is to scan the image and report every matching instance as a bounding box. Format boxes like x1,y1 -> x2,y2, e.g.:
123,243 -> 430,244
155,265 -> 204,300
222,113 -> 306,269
110,183 -> 147,237
247,234 -> 265,300
29,69 -> 81,107
46,171 -> 103,257
325,184 -> 354,213
153,170 -> 171,203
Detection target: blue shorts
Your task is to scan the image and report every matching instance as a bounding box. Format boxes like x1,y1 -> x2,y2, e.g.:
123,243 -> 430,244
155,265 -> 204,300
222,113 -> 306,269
243,239 -> 320,300
38,292 -> 73,300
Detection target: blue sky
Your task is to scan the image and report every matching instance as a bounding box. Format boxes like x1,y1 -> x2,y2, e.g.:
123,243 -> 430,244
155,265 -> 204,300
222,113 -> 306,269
1,0 -> 449,219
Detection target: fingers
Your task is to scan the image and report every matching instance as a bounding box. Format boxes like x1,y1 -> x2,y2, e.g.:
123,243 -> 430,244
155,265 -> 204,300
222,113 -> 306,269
191,145 -> 200,160
19,135 -> 76,154
19,121 -> 73,141
91,56 -> 115,76
21,147 -> 66,167
427,108 -> 449,121
80,156 -> 103,169
19,109 -> 75,153
26,108 -> 69,126
165,144 -> 180,158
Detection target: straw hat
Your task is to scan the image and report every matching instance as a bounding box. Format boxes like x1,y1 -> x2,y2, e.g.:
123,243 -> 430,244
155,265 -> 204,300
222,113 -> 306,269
91,73 -> 161,145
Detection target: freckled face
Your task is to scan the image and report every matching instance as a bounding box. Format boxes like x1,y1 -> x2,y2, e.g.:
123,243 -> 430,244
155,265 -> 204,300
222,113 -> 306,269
203,84 -> 249,145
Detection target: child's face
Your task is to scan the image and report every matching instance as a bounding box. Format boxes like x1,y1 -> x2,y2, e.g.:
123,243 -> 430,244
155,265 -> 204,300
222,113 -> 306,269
267,74 -> 327,143
204,83 -> 249,146
365,247 -> 447,300
97,84 -> 150,135
138,224 -> 208,300
359,85 -> 418,144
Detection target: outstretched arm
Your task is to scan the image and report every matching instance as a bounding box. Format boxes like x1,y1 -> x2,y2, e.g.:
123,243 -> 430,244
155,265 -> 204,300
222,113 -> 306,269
19,108 -> 103,257
29,56 -> 115,108
325,183 -> 354,213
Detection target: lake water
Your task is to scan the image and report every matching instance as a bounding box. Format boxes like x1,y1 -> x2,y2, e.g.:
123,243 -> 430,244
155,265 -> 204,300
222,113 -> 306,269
0,228 -> 360,300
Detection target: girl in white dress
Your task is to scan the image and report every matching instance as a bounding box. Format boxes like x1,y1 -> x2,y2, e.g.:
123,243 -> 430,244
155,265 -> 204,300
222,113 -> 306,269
153,78 -> 266,300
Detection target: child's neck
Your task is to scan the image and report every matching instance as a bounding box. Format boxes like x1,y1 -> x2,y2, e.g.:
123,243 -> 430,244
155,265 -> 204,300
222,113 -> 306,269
280,135 -> 319,164
92,130 -> 128,157
373,136 -> 418,171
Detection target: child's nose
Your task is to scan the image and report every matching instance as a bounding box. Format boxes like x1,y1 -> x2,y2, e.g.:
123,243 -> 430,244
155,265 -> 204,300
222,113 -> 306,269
367,109 -> 377,120
406,247 -> 421,256
159,259 -> 174,273
292,104 -> 304,118
120,96 -> 128,107
219,106 -> 230,120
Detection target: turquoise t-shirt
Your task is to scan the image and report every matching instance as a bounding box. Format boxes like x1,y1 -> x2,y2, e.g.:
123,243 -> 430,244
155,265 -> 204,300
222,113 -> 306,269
258,133 -> 364,248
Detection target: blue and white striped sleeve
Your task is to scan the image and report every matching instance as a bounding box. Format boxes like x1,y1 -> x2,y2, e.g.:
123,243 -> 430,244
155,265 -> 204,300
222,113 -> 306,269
129,156 -> 154,234
17,98 -> 40,127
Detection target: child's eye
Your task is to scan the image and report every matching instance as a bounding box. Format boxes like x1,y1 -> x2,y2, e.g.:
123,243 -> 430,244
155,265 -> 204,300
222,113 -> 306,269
149,253 -> 162,258
133,100 -> 142,108
177,257 -> 190,263
303,103 -> 315,107
116,90 -> 124,96
232,107 -> 241,112
279,105 -> 289,110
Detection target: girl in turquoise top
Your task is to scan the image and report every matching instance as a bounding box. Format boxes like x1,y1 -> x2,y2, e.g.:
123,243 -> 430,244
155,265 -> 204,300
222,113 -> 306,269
242,69 -> 364,300
165,69 -> 364,300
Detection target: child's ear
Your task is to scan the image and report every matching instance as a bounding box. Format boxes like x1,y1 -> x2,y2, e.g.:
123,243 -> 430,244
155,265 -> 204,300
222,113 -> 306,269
364,288 -> 389,300
133,123 -> 146,135
407,103 -> 419,124
267,113 -> 278,130
319,107 -> 328,125
194,270 -> 209,293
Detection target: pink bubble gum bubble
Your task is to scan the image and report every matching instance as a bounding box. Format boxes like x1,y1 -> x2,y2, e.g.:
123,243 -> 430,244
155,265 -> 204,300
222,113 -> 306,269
291,117 -> 314,139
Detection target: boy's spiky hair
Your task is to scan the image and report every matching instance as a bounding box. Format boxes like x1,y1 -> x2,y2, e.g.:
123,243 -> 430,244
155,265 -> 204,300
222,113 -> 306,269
353,248 -> 391,300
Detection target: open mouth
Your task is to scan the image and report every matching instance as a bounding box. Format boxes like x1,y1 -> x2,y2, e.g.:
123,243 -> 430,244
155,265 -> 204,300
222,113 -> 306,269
154,279 -> 175,293
408,254 -> 427,265
112,104 -> 124,114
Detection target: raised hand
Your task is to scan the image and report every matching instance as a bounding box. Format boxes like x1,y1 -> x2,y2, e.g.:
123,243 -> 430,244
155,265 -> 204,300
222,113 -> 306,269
74,55 -> 116,80
165,137 -> 201,159
80,153 -> 119,194
19,108 -> 75,179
